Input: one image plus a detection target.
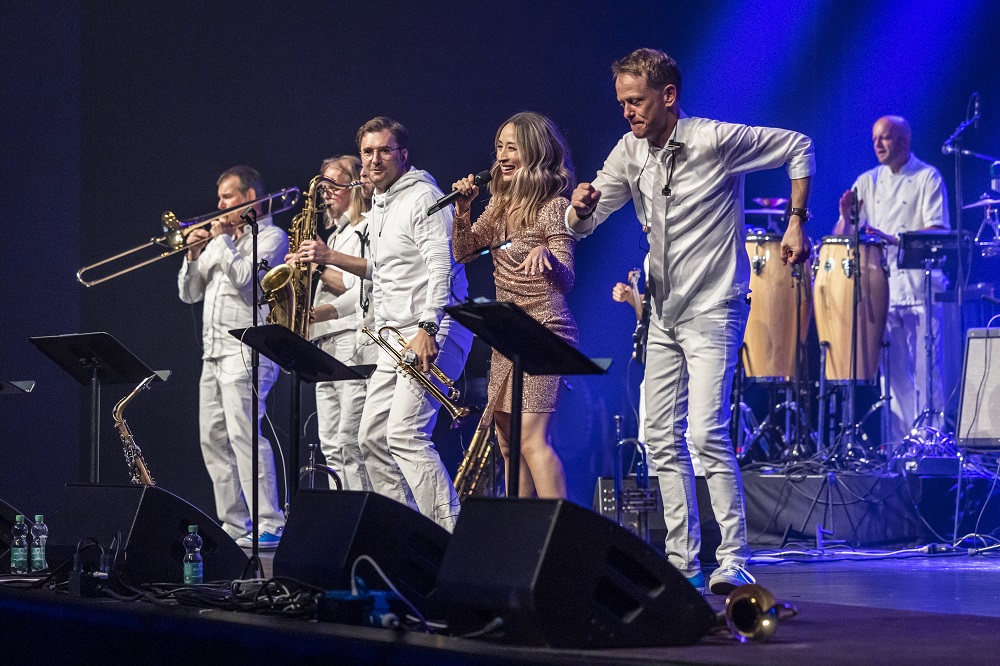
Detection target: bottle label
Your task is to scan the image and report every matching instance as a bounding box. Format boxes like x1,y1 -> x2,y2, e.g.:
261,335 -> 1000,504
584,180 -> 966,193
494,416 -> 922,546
183,561 -> 203,585
31,547 -> 48,572
11,547 -> 28,573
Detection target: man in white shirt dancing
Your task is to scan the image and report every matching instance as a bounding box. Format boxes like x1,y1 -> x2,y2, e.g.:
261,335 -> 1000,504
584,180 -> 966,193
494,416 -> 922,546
833,115 -> 949,445
300,117 -> 472,530
567,49 -> 814,594
179,166 -> 288,549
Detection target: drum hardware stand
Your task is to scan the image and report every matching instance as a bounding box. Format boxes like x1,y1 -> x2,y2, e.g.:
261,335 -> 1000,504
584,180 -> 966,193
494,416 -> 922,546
827,192 -> 866,460
792,471 -> 858,549
613,415 -> 657,543
787,261 -> 815,460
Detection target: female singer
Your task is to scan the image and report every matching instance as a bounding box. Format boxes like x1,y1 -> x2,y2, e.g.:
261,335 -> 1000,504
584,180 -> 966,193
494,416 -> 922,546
451,111 -> 578,499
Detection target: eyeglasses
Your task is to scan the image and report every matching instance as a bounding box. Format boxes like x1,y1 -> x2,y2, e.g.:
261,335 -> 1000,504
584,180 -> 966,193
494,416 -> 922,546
360,146 -> 403,163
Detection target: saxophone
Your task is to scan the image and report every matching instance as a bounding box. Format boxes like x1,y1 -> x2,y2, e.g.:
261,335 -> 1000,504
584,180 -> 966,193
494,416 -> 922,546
260,174 -> 329,338
454,414 -> 499,500
113,374 -> 157,486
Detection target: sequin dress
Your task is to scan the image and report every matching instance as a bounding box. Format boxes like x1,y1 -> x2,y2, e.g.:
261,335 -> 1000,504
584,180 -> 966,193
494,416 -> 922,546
453,196 -> 578,415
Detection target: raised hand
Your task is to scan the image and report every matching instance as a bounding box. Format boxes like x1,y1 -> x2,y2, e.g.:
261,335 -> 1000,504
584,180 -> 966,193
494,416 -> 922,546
571,182 -> 602,220
451,174 -> 480,216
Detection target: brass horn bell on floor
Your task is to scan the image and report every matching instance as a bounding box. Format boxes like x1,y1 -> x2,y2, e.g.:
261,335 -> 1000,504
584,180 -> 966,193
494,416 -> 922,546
723,584 -> 798,643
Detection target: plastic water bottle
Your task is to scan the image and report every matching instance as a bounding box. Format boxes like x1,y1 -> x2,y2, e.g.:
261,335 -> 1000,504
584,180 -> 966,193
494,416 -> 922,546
183,525 -> 203,584
10,514 -> 29,574
30,514 -> 49,572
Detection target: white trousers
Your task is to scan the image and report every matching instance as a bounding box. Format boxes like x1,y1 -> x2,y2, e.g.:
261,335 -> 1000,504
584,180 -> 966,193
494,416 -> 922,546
357,324 -> 470,530
199,353 -> 285,538
883,304 -> 945,444
315,331 -> 374,491
644,298 -> 750,575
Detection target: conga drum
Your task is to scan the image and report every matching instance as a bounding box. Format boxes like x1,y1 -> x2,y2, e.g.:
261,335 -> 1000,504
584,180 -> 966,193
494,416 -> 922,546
812,235 -> 889,382
742,233 -> 812,381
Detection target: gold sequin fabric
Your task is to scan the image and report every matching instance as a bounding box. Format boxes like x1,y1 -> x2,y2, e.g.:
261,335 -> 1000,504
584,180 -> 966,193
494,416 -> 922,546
453,196 -> 578,414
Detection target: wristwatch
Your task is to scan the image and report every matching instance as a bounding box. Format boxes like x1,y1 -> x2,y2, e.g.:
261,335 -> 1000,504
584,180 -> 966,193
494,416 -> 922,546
789,207 -> 811,220
418,321 -> 440,336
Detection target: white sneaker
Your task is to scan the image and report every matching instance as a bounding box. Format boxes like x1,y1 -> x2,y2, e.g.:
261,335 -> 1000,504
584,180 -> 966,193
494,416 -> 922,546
709,564 -> 755,595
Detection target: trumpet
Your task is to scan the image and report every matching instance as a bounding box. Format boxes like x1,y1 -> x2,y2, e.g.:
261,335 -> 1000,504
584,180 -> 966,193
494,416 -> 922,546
76,187 -> 301,287
362,325 -> 474,428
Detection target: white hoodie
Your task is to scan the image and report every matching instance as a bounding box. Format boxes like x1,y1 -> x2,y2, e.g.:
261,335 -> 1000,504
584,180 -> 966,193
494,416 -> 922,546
366,167 -> 470,335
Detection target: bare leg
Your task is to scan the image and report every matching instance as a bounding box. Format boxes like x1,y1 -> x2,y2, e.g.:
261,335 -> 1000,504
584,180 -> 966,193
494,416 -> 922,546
494,411 -> 567,499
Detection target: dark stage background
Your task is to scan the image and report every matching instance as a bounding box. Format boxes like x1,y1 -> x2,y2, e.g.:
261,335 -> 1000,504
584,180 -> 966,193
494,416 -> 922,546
3,1 -> 999,522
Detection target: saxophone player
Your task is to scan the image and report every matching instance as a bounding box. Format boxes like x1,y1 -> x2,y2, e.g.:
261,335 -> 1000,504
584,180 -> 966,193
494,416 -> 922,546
287,155 -> 373,491
179,166 -> 289,550
298,117 -> 472,530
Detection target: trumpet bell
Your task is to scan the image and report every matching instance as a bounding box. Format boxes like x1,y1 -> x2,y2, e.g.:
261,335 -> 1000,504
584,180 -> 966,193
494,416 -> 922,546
724,583 -> 794,643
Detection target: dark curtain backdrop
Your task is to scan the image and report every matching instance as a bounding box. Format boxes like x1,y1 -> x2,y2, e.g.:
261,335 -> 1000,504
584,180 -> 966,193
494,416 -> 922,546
3,1 -> 999,521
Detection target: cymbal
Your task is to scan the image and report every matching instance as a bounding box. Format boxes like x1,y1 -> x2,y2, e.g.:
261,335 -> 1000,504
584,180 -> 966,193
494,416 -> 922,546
752,197 -> 788,208
963,197 -> 1000,210
745,208 -> 785,216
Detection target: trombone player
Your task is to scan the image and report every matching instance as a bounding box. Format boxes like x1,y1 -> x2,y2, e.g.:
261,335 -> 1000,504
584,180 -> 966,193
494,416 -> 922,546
178,165 -> 289,550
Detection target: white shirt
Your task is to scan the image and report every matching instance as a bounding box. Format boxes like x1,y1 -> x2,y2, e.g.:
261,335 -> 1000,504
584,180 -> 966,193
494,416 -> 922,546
310,215 -> 370,340
838,154 -> 950,307
178,215 -> 289,360
568,114 -> 815,326
365,167 -> 469,330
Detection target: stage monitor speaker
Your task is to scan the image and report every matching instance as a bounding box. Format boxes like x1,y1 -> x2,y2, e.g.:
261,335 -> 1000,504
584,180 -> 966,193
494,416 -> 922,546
436,498 -> 716,648
48,484 -> 249,585
957,328 -> 1000,448
272,490 -> 450,616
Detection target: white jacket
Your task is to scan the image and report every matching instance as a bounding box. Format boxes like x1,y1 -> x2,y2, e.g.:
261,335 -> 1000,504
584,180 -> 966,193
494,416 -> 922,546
366,167 -> 469,330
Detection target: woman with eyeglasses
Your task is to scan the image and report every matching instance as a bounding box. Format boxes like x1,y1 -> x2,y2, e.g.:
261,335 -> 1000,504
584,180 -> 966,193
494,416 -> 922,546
291,155 -> 373,491
451,111 -> 578,499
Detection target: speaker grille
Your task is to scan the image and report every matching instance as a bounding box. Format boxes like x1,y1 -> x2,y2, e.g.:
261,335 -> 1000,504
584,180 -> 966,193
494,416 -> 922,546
957,328 -> 1000,448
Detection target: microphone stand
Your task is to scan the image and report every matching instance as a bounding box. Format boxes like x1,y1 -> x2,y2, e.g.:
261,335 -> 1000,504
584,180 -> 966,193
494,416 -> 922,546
240,206 -> 261,574
942,92 -> 984,317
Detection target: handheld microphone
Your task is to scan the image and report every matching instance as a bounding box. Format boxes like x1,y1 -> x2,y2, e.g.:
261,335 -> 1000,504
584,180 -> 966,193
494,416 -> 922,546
426,170 -> 492,216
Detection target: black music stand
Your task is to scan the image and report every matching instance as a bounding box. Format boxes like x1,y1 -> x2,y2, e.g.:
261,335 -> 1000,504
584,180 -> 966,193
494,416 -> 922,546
898,230 -> 972,429
230,324 -> 375,493
446,299 -> 612,498
0,380 -> 35,396
29,332 -> 169,483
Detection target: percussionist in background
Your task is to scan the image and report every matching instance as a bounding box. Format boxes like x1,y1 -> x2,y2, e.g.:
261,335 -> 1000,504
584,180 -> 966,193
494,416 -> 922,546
832,115 -> 949,445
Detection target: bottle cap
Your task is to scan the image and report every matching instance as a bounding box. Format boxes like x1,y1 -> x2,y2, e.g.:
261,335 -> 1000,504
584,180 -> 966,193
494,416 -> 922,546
188,525 -> 198,534
15,514 -> 24,521
34,515 -> 43,522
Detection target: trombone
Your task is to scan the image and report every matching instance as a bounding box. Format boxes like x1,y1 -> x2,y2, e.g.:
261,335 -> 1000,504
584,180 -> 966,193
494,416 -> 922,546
76,187 -> 301,287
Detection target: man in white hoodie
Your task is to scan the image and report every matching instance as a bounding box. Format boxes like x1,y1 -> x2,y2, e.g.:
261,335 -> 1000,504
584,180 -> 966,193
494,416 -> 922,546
300,117 -> 473,530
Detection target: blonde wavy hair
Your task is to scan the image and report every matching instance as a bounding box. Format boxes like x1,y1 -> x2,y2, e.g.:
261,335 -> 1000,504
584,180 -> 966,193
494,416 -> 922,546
488,112 -> 575,230
319,155 -> 369,229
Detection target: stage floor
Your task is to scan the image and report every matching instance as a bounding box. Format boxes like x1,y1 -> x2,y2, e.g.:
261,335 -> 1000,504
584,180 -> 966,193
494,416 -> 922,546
5,550 -> 1000,665
214,547 -> 1000,664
